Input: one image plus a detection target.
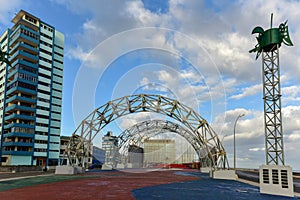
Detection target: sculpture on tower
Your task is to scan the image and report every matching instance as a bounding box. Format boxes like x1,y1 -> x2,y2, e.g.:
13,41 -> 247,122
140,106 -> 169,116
249,15 -> 293,59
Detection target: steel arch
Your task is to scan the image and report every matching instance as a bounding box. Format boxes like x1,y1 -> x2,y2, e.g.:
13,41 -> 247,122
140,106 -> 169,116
116,119 -> 218,168
68,94 -> 228,170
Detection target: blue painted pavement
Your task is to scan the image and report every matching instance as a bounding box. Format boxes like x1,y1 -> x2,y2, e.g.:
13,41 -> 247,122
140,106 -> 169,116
133,172 -> 299,200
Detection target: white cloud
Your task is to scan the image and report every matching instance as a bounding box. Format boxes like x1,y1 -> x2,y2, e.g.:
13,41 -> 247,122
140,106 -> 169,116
54,0 -> 300,84
282,85 -> 300,104
288,133 -> 300,141
249,147 -> 265,152
0,0 -> 24,25
230,84 -> 261,100
53,0 -> 300,168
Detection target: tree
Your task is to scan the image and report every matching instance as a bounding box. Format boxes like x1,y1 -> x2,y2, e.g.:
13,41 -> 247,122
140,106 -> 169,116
0,49 -> 10,66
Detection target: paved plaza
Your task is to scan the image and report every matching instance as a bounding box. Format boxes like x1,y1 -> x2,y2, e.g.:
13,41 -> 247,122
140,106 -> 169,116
0,169 -> 299,200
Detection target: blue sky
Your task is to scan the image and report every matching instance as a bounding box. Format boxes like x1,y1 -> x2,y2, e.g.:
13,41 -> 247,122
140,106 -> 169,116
1,0 -> 300,169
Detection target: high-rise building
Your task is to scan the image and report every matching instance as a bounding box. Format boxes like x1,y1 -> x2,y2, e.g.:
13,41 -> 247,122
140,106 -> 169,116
102,131 -> 118,166
0,10 -> 64,166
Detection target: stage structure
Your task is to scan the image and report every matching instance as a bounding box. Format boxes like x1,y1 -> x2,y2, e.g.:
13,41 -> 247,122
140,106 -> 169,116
116,119 -> 216,169
60,94 -> 232,177
250,13 -> 294,197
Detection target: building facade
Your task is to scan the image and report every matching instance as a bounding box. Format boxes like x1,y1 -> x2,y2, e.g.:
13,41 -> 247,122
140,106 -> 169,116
144,139 -> 175,166
128,144 -> 144,168
91,146 -> 106,168
174,144 -> 196,164
102,131 -> 118,166
59,136 -> 69,165
0,10 -> 64,166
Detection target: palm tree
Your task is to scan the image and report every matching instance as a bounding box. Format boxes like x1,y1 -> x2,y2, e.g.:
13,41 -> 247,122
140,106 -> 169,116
0,49 -> 10,66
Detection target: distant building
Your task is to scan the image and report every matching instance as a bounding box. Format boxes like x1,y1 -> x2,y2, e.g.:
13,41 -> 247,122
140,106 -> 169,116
91,146 -> 105,168
59,136 -> 69,165
144,139 -> 175,166
59,135 -> 94,167
0,10 -> 64,166
102,131 -> 118,166
128,144 -> 143,168
175,144 -> 195,164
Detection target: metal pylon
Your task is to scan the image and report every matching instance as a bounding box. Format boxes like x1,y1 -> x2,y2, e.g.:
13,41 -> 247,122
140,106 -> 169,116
262,45 -> 284,165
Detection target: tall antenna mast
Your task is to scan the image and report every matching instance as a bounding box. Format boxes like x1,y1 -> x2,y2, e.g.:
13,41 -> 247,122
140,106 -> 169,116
250,14 -> 295,197
249,13 -> 293,165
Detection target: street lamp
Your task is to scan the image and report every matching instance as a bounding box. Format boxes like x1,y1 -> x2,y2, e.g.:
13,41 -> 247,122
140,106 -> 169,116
233,113 -> 245,170
221,134 -> 229,144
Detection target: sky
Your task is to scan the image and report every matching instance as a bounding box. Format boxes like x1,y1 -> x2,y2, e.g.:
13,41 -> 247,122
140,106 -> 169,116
1,0 -> 300,170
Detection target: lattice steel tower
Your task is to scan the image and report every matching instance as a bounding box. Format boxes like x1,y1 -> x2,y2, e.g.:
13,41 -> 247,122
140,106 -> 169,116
249,14 -> 293,165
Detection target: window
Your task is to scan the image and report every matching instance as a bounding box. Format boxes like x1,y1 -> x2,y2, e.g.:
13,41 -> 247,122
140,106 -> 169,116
53,58 -> 63,64
40,32 -> 53,40
20,28 -> 38,40
25,15 -> 37,24
54,44 -> 63,50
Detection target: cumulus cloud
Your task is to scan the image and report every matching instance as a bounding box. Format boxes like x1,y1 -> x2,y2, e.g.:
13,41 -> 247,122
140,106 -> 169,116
51,0 -> 300,168
230,84 -> 261,100
249,147 -> 265,152
0,0 -> 24,26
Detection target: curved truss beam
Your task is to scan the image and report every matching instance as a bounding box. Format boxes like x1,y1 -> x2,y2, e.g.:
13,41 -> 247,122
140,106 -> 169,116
68,94 -> 228,169
116,119 -> 216,167
118,120 -> 203,156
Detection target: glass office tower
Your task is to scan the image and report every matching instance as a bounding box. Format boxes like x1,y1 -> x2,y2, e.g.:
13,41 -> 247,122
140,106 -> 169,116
0,10 -> 64,166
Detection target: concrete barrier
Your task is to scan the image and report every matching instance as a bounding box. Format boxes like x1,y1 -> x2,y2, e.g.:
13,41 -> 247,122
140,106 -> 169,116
200,167 -> 211,173
55,166 -> 85,175
213,170 -> 237,180
259,165 -> 294,197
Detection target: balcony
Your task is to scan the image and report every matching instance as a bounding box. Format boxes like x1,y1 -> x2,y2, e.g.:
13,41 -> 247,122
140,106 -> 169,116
5,113 -> 35,121
10,41 -> 38,54
10,50 -> 38,64
11,59 -> 38,69
9,32 -> 21,46
4,122 -> 34,130
3,132 -> 34,138
6,86 -> 37,95
2,141 -> 34,147
2,150 -> 33,156
6,78 -> 38,88
19,33 -> 39,44
6,105 -> 35,113
7,68 -> 38,80
6,95 -> 36,104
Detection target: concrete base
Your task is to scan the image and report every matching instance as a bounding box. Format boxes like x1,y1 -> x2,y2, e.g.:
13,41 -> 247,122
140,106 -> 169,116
126,163 -> 132,168
200,167 -> 211,173
116,164 -> 125,169
259,165 -> 294,197
213,170 -> 237,180
55,166 -> 85,175
102,164 -> 113,170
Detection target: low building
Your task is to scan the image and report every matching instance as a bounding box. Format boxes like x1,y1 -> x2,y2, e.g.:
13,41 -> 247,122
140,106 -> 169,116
91,146 -> 105,168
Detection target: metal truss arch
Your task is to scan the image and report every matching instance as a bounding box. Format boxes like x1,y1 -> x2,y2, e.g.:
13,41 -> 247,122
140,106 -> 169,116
116,119 -> 215,167
118,119 -> 201,154
68,94 -> 228,169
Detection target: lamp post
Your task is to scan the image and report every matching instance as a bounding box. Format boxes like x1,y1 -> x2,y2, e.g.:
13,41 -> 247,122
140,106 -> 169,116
221,134 -> 229,144
233,113 -> 245,170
